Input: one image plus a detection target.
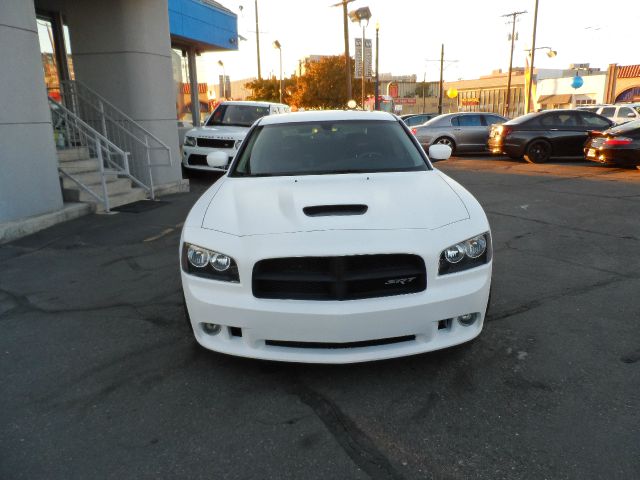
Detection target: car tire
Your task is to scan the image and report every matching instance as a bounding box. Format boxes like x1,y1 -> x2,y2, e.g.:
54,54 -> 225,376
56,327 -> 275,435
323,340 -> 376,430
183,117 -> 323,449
433,137 -> 456,155
523,140 -> 552,164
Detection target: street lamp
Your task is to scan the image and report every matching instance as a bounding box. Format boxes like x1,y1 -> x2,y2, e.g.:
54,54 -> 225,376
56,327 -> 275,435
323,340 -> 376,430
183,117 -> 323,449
349,6 -> 372,110
524,46 -> 557,112
272,40 -> 283,103
217,60 -> 226,99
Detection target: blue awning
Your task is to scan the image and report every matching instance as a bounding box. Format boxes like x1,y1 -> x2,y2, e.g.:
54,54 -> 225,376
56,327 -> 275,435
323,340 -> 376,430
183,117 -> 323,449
169,0 -> 238,52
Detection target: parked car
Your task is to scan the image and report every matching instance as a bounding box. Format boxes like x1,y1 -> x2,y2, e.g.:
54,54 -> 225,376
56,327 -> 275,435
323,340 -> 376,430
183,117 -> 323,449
584,119 -> 640,168
400,113 -> 438,127
180,110 -> 492,363
411,112 -> 508,155
488,109 -> 614,163
576,104 -> 640,125
182,101 -> 290,172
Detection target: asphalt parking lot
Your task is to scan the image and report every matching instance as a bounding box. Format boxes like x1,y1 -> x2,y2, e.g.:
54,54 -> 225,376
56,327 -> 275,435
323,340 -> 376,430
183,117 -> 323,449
1,157 -> 639,479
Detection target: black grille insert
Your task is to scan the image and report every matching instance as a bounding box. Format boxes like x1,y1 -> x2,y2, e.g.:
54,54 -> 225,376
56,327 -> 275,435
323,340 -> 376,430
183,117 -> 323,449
253,254 -> 426,301
265,335 -> 416,349
197,138 -> 235,149
187,153 -> 207,166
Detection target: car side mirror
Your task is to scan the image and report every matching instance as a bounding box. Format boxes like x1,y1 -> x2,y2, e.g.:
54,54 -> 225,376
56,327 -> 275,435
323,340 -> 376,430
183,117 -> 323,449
628,112 -> 635,118
428,144 -> 452,162
206,151 -> 228,168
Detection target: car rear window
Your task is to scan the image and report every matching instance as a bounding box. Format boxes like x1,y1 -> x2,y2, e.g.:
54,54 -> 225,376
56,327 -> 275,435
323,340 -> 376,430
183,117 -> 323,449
608,119 -> 640,135
230,120 -> 428,177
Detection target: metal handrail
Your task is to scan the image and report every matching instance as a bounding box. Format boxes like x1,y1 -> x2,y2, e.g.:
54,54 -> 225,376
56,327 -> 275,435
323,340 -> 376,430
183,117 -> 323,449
49,97 -> 154,211
60,80 -> 172,193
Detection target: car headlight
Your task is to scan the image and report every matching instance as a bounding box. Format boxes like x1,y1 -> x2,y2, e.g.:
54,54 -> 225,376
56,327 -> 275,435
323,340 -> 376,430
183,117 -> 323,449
439,233 -> 491,275
184,136 -> 197,147
181,243 -> 239,282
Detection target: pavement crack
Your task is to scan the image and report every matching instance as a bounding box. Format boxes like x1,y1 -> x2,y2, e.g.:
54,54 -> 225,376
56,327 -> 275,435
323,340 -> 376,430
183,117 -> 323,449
488,276 -> 628,322
291,380 -> 405,480
486,210 -> 640,242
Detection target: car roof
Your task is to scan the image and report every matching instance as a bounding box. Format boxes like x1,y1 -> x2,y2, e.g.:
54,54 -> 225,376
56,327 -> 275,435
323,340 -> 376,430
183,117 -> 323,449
258,110 -> 397,125
220,100 -> 288,107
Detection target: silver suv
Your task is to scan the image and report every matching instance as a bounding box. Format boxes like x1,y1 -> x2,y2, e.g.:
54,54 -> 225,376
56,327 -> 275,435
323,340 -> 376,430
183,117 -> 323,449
576,104 -> 640,125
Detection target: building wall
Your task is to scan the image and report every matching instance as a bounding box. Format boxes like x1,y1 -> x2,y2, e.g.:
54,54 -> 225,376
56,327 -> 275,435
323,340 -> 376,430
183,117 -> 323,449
535,74 -> 607,110
0,0 -> 63,222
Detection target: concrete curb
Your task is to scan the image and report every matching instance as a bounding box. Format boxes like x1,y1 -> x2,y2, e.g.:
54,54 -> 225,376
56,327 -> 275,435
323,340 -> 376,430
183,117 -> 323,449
0,203 -> 92,244
154,179 -> 190,198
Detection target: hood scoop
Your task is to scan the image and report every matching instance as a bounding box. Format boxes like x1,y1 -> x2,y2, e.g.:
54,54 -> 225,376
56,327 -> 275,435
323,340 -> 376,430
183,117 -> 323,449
303,204 -> 368,217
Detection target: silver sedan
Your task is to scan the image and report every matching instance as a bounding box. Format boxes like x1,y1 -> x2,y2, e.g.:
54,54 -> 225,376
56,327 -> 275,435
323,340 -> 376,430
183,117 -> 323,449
412,112 -> 507,156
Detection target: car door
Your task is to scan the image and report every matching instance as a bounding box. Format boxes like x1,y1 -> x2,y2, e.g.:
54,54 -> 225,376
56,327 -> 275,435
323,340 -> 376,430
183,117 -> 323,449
538,111 -> 582,156
453,114 -> 486,152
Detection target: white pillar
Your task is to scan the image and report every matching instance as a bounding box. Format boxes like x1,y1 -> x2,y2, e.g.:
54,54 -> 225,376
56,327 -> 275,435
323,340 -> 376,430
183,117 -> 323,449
0,0 -> 63,222
65,0 -> 183,189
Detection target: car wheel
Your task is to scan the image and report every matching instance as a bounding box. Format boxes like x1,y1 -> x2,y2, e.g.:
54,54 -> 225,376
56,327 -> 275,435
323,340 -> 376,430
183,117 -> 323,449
523,140 -> 552,163
434,137 -> 456,155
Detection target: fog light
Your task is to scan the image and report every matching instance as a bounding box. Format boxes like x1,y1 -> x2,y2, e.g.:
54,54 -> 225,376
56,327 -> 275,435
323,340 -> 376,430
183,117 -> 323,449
457,313 -> 479,326
202,323 -> 221,335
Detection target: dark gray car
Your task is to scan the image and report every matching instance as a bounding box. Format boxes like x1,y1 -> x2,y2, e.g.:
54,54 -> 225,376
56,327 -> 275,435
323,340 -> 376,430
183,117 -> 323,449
412,112 -> 507,155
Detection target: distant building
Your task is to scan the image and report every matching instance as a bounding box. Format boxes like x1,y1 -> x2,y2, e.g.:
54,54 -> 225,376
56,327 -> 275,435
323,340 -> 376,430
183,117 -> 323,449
605,64 -> 640,103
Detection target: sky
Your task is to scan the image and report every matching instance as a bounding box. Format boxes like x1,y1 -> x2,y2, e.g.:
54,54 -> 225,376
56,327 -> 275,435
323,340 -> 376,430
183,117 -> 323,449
201,0 -> 640,84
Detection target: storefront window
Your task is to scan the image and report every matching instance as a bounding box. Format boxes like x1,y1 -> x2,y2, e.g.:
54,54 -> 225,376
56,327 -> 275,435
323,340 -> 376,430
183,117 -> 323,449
37,16 -> 74,102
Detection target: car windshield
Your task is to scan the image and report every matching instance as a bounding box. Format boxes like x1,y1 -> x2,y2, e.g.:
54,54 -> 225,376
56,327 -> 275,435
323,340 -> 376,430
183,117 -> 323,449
230,120 -> 429,177
206,104 -> 271,127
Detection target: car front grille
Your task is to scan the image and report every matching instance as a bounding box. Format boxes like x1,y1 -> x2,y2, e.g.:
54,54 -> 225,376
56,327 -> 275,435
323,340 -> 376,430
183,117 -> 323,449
197,138 -> 235,149
252,254 -> 426,301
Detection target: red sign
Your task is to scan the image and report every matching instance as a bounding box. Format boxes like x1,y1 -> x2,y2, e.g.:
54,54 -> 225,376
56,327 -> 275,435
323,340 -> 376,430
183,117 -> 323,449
388,82 -> 399,98
394,98 -> 417,105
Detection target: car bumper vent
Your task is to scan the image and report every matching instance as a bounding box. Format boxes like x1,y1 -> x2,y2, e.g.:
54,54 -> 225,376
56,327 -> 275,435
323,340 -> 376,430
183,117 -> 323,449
265,335 -> 416,349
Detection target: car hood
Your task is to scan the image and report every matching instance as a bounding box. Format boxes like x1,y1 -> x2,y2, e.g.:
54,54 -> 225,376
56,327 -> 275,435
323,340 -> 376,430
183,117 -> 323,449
188,125 -> 249,138
201,171 -> 469,236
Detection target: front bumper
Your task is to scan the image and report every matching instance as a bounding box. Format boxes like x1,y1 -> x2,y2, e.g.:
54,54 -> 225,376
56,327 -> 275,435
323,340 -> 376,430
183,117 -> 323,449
182,145 -> 236,171
181,227 -> 492,364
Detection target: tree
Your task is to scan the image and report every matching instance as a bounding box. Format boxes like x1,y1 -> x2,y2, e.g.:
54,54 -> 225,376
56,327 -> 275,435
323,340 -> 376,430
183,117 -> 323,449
289,55 -> 373,109
244,76 -> 296,104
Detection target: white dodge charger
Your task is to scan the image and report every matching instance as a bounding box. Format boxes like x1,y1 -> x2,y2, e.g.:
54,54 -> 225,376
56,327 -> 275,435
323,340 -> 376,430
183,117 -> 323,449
180,110 -> 492,364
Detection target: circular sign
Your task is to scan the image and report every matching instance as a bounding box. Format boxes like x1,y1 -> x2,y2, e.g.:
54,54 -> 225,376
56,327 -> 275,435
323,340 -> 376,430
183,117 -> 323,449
446,88 -> 458,99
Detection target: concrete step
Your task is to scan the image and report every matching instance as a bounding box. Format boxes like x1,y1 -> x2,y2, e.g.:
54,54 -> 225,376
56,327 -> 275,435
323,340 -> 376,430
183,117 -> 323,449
62,178 -> 135,203
60,170 -> 119,188
97,188 -> 148,212
57,147 -> 90,162
58,158 -> 100,173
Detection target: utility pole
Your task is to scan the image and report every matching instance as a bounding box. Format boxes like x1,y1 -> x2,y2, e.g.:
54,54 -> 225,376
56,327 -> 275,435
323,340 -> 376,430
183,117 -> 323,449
255,0 -> 261,80
527,0 -> 540,113
374,21 -> 379,110
502,10 -> 527,117
422,72 -> 426,113
438,44 -> 444,114
331,0 -> 355,101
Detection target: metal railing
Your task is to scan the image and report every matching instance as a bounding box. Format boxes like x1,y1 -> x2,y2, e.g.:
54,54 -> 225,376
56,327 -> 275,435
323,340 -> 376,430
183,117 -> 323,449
49,97 -> 153,212
60,80 -> 173,195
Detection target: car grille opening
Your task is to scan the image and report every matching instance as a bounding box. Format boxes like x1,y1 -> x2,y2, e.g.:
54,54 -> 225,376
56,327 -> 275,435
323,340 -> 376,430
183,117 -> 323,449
265,335 -> 416,349
187,153 -> 207,166
252,254 -> 426,301
229,327 -> 243,337
197,138 -> 235,149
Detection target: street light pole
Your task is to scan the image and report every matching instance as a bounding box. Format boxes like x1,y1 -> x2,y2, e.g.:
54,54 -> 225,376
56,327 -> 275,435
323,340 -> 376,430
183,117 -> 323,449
502,10 -> 527,117
273,40 -> 282,103
349,7 -> 372,110
375,21 -> 379,111
527,0 -> 539,113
